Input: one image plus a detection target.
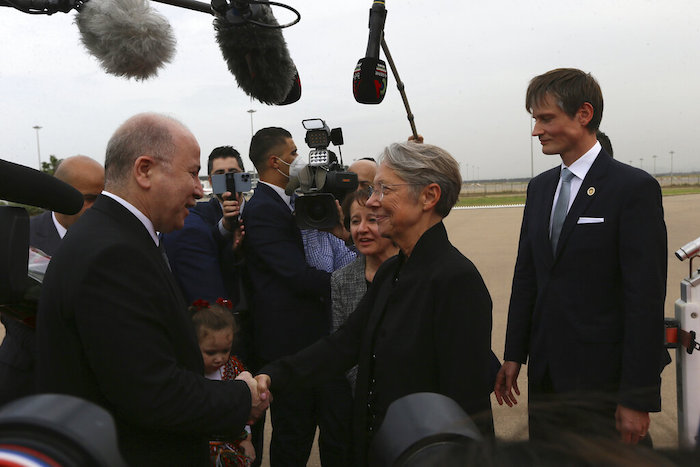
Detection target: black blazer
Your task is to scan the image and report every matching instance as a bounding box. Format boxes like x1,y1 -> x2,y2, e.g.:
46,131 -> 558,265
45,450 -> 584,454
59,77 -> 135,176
241,183 -> 331,363
504,150 -> 668,412
29,210 -> 61,256
262,222 -> 495,465
35,195 -> 252,466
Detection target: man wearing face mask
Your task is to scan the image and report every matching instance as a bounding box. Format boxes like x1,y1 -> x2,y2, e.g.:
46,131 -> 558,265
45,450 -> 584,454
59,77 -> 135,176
242,127 -> 350,466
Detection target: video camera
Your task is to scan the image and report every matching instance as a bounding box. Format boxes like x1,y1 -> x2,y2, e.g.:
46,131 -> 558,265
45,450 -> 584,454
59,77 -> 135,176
288,118 -> 358,230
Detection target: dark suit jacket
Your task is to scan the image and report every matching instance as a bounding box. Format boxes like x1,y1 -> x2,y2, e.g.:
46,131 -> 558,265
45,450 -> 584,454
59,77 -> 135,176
162,198 -> 238,305
0,211 -> 60,406
29,210 -> 61,256
263,222 -> 495,465
241,183 -> 331,363
35,195 -> 251,466
504,150 -> 668,412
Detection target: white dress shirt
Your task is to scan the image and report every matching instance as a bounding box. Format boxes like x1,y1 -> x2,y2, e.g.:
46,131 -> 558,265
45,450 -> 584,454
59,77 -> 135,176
549,141 -> 602,235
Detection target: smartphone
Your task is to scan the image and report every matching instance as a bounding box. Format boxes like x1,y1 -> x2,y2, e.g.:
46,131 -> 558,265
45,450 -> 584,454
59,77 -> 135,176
211,172 -> 253,195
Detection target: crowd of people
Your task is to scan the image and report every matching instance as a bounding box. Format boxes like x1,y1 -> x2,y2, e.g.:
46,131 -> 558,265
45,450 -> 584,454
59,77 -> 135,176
0,67 -> 674,466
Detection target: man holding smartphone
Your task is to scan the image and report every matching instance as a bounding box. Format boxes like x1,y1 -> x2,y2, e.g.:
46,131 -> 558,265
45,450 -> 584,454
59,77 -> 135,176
162,145 -> 246,306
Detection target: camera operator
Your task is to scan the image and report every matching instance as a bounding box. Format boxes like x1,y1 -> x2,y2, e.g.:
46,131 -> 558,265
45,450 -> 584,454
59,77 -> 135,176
0,155 -> 104,407
241,127 -> 352,466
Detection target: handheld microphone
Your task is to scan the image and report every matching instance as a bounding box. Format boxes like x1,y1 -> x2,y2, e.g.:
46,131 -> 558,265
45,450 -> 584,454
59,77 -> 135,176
0,160 -> 84,215
353,0 -> 388,104
76,0 -> 176,80
213,1 -> 300,105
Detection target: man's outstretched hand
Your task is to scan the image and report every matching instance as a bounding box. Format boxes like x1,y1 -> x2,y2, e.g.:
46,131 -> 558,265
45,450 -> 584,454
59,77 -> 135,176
494,360 -> 521,407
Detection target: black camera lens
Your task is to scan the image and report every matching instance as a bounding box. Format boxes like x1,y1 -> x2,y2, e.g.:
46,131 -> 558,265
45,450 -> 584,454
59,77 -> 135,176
308,202 -> 331,223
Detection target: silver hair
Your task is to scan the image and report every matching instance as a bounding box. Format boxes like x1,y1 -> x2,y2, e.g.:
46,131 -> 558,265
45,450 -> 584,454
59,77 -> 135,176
104,113 -> 180,187
76,0 -> 176,80
380,142 -> 462,218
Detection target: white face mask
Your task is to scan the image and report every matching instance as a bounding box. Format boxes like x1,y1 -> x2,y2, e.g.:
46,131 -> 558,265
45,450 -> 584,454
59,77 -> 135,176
275,157 -> 292,179
289,155 -> 307,179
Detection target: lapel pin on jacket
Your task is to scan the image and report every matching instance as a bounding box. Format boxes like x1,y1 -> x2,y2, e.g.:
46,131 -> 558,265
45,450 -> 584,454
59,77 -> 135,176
587,187 -> 595,196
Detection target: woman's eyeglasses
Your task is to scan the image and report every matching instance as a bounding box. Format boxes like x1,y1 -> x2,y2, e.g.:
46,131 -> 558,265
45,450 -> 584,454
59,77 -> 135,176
367,183 -> 423,201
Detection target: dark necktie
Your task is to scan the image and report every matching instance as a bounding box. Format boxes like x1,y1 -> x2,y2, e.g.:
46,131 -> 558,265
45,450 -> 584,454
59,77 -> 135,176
550,168 -> 575,254
158,240 -> 172,271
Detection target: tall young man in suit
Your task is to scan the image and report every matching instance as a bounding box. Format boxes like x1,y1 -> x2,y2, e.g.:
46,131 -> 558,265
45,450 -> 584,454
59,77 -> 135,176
242,127 -> 351,466
35,113 -> 268,466
494,69 -> 668,445
0,155 -> 104,407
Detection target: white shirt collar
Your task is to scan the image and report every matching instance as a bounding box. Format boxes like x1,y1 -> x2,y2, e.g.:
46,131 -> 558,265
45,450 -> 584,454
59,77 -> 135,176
51,211 -> 67,239
259,181 -> 292,211
562,141 -> 601,180
101,191 -> 160,246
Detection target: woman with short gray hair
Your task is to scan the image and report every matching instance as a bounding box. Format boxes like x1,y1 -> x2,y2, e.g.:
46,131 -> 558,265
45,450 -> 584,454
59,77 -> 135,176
258,141 -> 497,465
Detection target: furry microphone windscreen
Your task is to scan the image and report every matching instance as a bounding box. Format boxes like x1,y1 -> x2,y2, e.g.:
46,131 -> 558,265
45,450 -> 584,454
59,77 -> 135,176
76,0 -> 176,80
214,4 -> 296,105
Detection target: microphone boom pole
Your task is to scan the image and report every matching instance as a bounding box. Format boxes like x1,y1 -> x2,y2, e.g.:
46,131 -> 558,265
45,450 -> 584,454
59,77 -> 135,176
152,0 -> 210,13
380,36 -> 418,139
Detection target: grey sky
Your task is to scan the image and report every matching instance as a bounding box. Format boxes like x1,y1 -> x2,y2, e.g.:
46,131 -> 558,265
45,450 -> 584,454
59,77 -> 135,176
1,0 -> 698,179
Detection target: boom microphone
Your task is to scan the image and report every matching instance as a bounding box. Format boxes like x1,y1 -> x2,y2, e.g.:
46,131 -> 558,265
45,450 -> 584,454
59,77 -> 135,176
353,0 -> 388,104
76,0 -> 176,80
0,159 -> 84,215
213,1 -> 300,105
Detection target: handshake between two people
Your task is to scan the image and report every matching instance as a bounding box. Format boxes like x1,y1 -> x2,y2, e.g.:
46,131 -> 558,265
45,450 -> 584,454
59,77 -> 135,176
234,372 -> 273,424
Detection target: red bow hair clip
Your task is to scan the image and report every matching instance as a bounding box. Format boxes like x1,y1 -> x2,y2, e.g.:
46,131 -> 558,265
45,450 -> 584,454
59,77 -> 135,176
216,297 -> 233,310
191,299 -> 209,310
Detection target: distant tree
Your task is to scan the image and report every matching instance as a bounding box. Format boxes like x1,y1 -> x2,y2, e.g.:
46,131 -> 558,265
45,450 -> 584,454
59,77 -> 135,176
41,155 -> 62,175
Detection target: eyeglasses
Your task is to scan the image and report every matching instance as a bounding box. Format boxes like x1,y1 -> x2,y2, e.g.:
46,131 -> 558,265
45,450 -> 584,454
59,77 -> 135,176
367,182 -> 423,201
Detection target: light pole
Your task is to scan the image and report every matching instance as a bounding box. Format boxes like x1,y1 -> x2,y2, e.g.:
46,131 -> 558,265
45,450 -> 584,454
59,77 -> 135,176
652,155 -> 657,177
247,109 -> 256,139
639,157 -> 644,171
669,150 -> 675,185
33,125 -> 42,170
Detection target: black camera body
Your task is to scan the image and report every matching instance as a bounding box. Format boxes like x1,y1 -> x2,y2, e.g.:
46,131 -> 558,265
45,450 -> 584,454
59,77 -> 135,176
292,119 -> 358,230
211,171 -> 253,195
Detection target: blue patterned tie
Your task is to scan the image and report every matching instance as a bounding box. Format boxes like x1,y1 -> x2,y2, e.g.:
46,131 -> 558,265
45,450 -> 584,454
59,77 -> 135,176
551,168 -> 575,254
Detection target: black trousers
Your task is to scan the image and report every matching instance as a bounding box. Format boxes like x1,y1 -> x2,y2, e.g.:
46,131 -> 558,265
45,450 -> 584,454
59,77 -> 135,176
528,369 -> 652,447
0,317 -> 36,407
269,375 -> 353,467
